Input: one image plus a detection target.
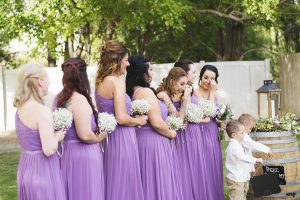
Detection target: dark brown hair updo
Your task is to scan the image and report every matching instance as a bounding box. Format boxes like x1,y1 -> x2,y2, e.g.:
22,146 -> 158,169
95,40 -> 128,86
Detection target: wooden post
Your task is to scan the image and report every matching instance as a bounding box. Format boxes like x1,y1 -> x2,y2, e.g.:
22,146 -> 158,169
268,92 -> 272,118
257,93 -> 260,117
278,92 -> 281,117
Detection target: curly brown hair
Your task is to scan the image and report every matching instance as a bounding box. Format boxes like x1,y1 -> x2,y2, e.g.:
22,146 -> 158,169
95,40 -> 128,86
156,67 -> 187,97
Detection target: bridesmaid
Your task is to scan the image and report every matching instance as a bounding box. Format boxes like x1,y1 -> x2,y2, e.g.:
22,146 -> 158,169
126,55 -> 177,200
95,40 -> 147,200
156,67 -> 192,200
55,58 -> 106,200
13,62 -> 66,200
193,64 -> 225,200
172,59 -> 210,200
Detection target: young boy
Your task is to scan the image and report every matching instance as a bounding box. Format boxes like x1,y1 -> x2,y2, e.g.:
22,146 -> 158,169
225,120 -> 263,200
238,113 -> 273,174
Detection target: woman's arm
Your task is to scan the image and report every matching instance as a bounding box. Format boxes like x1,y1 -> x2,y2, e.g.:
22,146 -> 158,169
113,77 -> 147,126
157,91 -> 178,116
135,88 -> 176,139
38,106 -> 66,157
72,93 -> 106,144
177,85 -> 193,120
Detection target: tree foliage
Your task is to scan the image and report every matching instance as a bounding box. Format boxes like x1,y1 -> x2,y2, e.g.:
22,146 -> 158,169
0,0 -> 299,80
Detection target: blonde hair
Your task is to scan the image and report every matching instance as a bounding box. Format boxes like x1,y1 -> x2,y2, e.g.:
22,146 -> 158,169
238,113 -> 255,127
95,40 -> 128,86
226,120 -> 244,138
13,62 -> 47,107
156,67 -> 187,97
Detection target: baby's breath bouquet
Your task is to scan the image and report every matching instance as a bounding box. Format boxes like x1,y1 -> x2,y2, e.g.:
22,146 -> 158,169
131,99 -> 151,115
53,108 -> 73,131
52,108 -> 73,157
198,100 -> 216,118
166,115 -> 185,131
98,112 -> 117,134
185,103 -> 204,123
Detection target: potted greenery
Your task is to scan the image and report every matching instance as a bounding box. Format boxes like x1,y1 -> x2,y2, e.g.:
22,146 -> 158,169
250,113 -> 300,199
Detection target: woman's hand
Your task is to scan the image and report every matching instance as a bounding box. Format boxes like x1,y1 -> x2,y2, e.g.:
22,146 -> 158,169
135,115 -> 148,126
96,132 -> 107,142
209,80 -> 218,93
168,130 -> 177,139
183,85 -> 193,98
55,129 -> 66,142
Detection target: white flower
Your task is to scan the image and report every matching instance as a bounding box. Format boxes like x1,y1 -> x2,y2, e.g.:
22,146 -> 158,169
131,99 -> 151,115
219,104 -> 226,115
98,112 -> 117,133
53,108 -> 73,130
185,103 -> 204,123
166,115 -> 185,131
198,100 -> 216,118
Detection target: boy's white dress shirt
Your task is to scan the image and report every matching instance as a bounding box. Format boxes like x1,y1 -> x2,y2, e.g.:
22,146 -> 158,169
226,139 -> 257,182
242,133 -> 270,172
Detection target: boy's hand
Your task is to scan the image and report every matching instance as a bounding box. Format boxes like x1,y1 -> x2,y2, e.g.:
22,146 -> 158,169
256,158 -> 263,164
268,149 -> 274,158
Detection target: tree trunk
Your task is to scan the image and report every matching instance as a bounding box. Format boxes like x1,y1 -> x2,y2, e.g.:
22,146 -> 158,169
47,45 -> 56,67
105,20 -> 117,41
74,34 -> 84,58
68,35 -> 74,58
216,28 -> 224,61
136,25 -> 150,57
223,21 -> 244,60
64,40 -> 70,60
83,23 -> 92,64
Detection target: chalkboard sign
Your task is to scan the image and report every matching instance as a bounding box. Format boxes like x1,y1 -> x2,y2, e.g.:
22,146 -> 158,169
263,165 -> 286,185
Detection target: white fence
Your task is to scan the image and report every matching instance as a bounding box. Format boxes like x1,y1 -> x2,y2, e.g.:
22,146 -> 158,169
0,60 -> 271,134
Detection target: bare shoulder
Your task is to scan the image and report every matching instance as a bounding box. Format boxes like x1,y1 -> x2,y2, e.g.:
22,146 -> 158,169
102,76 -> 122,90
37,104 -> 52,120
138,88 -> 156,98
71,92 -> 89,106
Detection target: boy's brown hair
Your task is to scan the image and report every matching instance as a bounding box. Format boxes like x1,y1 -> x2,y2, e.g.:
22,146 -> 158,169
238,113 -> 255,127
226,120 -> 244,138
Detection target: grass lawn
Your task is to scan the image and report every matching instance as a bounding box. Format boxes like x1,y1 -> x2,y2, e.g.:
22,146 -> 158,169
1,135 -> 300,200
0,152 -> 19,200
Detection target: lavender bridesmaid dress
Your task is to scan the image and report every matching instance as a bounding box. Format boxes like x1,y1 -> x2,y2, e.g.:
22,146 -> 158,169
15,112 -> 66,200
172,96 -> 208,200
135,101 -> 175,200
60,114 -> 104,200
95,92 -> 144,200
198,99 -> 224,200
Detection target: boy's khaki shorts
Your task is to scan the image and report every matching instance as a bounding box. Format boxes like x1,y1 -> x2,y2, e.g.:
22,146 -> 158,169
226,177 -> 249,200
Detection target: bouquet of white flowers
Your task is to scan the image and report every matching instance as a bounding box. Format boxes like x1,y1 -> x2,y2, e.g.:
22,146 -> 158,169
198,100 -> 216,118
53,108 -> 73,131
166,115 -> 185,131
53,108 -> 73,157
131,99 -> 150,115
185,103 -> 204,123
98,112 -> 117,134
215,103 -> 234,122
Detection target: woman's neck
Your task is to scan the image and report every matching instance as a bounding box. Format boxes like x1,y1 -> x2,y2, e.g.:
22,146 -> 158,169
171,92 -> 183,102
197,86 -> 210,100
